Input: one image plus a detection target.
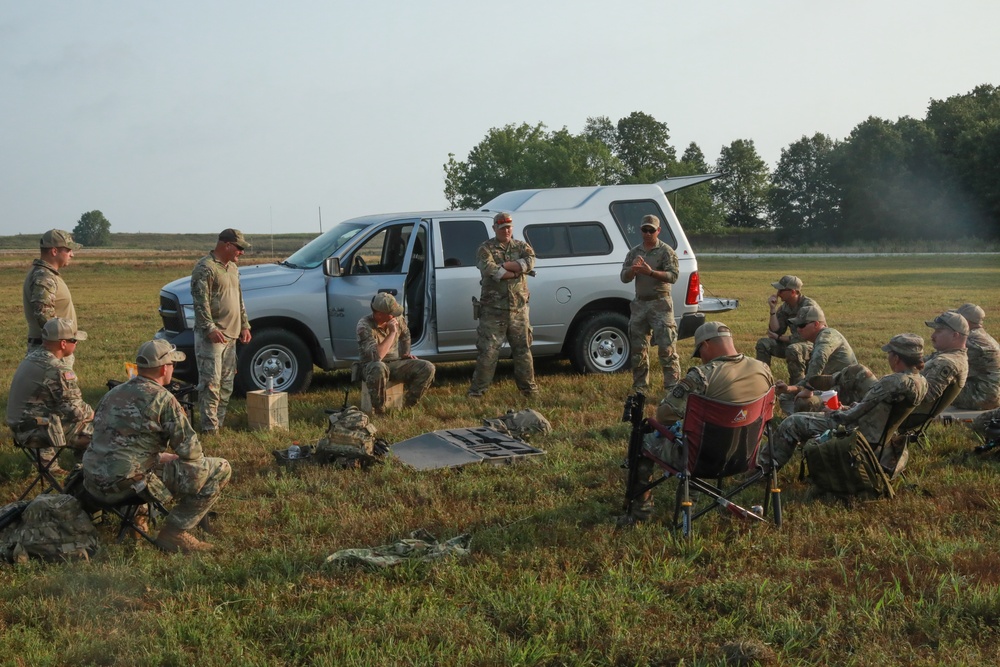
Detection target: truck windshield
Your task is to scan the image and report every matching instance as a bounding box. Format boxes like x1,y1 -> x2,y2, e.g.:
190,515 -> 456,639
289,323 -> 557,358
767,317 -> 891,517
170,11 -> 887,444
282,222 -> 370,269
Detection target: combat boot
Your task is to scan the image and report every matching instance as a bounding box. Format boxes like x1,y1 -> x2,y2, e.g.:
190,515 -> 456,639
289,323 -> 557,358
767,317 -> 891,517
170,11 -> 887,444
155,524 -> 213,553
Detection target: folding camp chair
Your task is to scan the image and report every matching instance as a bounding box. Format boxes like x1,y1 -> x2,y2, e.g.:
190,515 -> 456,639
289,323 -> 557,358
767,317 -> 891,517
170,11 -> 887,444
895,380 -> 963,450
625,387 -> 780,539
67,472 -> 170,548
12,415 -> 71,501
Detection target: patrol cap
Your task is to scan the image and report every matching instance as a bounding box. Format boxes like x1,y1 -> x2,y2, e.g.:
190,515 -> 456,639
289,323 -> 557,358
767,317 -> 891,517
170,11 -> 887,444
42,318 -> 87,342
692,321 -> 732,357
371,292 -> 403,316
881,333 -> 924,359
955,303 -> 985,326
925,310 -> 969,336
218,228 -> 250,251
789,304 -> 826,326
40,229 -> 82,250
493,212 -> 513,228
640,214 -> 660,231
136,339 -> 186,368
771,275 -> 803,291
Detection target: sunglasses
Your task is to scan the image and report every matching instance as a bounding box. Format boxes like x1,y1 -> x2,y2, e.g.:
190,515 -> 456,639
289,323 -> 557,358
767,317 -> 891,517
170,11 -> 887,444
640,227 -> 657,234
67,338 -> 78,344
795,322 -> 812,329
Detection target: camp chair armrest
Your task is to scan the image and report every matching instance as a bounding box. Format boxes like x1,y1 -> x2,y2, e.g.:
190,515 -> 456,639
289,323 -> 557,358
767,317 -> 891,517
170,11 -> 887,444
646,418 -> 677,441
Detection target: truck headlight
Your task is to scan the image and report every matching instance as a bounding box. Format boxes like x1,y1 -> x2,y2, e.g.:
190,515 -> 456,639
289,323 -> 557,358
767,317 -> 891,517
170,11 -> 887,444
183,305 -> 196,329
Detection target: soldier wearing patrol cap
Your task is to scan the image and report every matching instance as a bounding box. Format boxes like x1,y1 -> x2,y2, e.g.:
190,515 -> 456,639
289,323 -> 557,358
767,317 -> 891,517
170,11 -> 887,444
356,293 -> 435,414
23,229 -> 82,359
774,304 -> 857,414
83,339 -> 232,554
910,310 -> 969,417
191,228 -> 252,434
755,275 -> 821,383
951,304 -> 999,410
6,318 -> 94,475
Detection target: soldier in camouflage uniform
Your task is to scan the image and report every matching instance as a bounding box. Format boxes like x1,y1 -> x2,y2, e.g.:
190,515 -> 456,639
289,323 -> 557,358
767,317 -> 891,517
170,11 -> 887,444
755,275 -> 819,384
191,229 -> 252,433
620,214 -> 680,394
762,333 -> 929,471
774,304 -> 857,414
83,339 -> 231,554
23,229 -> 81,360
5,318 -> 94,475
623,322 -> 773,524
909,311 -> 969,419
356,293 -> 435,414
468,212 -> 538,398
951,304 -> 999,410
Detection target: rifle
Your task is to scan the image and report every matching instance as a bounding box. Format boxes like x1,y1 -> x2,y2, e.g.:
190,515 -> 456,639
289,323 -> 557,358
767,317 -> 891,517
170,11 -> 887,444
622,392 -> 647,511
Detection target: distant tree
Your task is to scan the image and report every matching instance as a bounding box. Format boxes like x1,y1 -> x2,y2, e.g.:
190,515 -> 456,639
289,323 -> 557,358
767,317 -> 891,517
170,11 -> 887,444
615,111 -> 676,183
680,142 -> 710,173
769,133 -> 841,240
73,210 -> 111,246
713,139 -> 771,228
670,142 -> 725,232
582,115 -> 624,183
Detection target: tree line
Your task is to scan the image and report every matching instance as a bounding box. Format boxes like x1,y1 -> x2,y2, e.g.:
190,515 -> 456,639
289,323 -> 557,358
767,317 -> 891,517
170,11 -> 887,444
443,84 -> 1000,241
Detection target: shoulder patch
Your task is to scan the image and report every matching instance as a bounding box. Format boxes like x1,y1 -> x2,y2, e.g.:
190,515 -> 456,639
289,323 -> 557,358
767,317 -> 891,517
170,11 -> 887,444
63,370 -> 77,381
671,385 -> 687,398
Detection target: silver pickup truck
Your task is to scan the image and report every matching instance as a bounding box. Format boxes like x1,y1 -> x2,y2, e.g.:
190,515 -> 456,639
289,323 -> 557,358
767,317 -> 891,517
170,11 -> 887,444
155,179 -> 737,393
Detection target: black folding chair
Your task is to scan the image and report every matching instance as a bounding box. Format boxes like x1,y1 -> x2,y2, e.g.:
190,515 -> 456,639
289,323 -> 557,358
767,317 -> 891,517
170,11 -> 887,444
896,380 -> 963,449
12,415 -> 71,500
66,472 -> 170,548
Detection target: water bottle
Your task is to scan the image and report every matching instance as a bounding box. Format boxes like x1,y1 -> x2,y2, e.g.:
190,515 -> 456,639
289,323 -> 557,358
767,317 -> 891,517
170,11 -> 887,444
287,442 -> 301,460
266,376 -> 275,394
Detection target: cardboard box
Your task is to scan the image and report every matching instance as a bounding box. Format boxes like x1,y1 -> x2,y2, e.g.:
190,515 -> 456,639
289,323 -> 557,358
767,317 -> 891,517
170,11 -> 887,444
247,390 -> 289,430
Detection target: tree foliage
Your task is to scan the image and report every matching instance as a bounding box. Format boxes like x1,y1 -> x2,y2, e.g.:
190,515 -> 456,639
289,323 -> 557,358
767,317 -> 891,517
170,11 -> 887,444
670,142 -> 724,232
614,112 -> 676,183
712,139 -> 771,228
769,133 -> 840,239
73,210 -> 111,246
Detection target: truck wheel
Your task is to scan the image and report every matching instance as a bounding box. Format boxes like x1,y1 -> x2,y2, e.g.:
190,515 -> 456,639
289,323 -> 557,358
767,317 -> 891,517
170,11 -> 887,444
570,312 -> 631,374
235,329 -> 313,395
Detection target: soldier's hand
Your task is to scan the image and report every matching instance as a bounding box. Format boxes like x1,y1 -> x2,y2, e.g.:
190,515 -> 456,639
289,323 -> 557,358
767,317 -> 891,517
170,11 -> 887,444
208,330 -> 227,344
775,381 -> 789,393
767,294 -> 779,309
767,331 -> 779,340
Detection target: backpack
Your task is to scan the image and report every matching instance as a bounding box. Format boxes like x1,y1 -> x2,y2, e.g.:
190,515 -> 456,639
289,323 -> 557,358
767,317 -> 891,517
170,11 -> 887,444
315,406 -> 385,467
482,409 -> 552,441
1,494 -> 99,563
802,427 -> 895,500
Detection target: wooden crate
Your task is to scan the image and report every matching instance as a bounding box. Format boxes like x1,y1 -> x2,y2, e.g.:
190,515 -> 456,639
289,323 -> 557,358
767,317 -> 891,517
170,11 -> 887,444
360,381 -> 405,414
247,390 -> 289,430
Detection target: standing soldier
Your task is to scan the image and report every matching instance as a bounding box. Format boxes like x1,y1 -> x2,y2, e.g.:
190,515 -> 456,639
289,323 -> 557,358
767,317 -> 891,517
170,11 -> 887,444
468,212 -> 538,398
755,275 -> 819,384
191,229 -> 252,434
951,303 -> 1000,410
620,214 -> 680,395
23,229 -> 81,359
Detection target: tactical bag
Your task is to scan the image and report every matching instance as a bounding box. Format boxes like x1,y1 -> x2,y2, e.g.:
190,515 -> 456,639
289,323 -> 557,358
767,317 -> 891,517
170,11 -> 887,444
1,494 -> 99,563
315,406 -> 384,467
802,427 -> 895,499
482,409 -> 552,441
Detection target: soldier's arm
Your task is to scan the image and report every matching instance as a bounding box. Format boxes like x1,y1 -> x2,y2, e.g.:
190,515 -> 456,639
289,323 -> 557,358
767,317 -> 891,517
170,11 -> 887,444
356,319 -> 380,364
518,242 -> 535,274
620,248 -> 637,283
51,370 -> 94,425
476,244 -> 503,281
163,394 -> 203,461
397,316 -> 412,357
805,331 -> 834,379
189,263 -> 217,335
831,377 -> 889,426
656,370 -> 705,423
28,273 -> 59,329
657,247 -> 679,284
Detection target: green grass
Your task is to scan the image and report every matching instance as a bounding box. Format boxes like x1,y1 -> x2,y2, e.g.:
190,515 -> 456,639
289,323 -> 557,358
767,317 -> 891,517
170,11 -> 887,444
1,254 -> 999,666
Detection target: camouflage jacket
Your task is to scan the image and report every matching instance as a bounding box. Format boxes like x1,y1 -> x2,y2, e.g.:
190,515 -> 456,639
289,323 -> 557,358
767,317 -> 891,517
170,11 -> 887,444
191,251 -> 250,338
830,370 -> 928,445
656,354 -> 774,423
620,240 -> 678,300
967,329 -> 1000,387
916,347 -> 969,413
5,349 -> 93,433
804,327 -> 857,381
356,314 -> 410,363
22,259 -> 76,340
476,237 -> 535,311
773,295 -> 818,343
83,376 -> 203,487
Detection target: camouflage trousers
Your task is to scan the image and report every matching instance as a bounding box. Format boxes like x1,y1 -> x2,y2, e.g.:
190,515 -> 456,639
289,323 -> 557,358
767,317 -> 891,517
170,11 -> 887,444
470,306 -> 537,395
628,431 -> 687,520
972,407 -> 1000,438
628,298 -> 679,393
195,332 -> 237,432
84,456 -> 232,531
952,378 -> 1000,411
11,417 -> 93,467
761,412 -> 836,469
362,358 -> 435,410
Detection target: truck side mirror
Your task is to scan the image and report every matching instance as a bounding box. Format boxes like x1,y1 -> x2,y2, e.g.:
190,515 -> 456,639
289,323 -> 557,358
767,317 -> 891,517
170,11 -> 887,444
324,257 -> 343,277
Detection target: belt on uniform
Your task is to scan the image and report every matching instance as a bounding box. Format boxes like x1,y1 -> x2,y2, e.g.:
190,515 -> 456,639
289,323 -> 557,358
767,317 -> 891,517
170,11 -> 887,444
96,473 -> 147,495
635,294 -> 668,302
27,338 -> 42,345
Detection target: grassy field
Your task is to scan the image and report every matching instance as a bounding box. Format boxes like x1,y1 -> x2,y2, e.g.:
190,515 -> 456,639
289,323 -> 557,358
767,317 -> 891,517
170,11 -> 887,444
1,253 -> 999,666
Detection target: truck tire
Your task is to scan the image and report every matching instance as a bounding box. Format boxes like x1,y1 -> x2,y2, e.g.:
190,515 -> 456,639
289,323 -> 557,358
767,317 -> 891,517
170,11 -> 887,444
235,329 -> 313,395
570,312 -> 631,374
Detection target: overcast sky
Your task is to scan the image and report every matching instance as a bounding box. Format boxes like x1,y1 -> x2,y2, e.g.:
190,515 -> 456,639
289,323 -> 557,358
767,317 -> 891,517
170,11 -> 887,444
2,1 -> 997,238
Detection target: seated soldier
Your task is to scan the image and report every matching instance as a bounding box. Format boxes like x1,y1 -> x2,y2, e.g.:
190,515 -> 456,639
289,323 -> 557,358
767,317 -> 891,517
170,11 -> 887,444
356,293 -> 435,414
755,275 -> 820,383
82,339 -> 231,553
6,318 -> 94,475
951,303 -> 999,410
621,321 -> 773,525
762,333 -> 928,474
774,304 -> 857,414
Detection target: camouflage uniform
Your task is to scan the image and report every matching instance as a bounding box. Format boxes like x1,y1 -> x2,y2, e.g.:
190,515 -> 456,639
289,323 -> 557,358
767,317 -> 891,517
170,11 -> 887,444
755,294 -> 819,381
5,348 -> 94,464
765,370 -> 928,470
356,313 -> 435,410
782,327 -> 857,414
620,241 -> 680,392
952,328 -> 1000,410
914,348 -> 968,417
191,251 -> 250,431
469,237 -> 537,395
22,259 -> 76,359
972,407 -> 1000,439
82,376 -> 231,531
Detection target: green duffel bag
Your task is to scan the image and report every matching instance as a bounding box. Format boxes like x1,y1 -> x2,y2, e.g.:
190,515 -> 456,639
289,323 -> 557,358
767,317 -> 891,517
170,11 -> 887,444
802,427 -> 895,500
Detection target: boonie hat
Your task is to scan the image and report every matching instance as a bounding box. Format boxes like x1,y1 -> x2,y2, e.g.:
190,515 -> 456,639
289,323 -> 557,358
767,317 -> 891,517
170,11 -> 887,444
42,318 -> 87,342
371,293 -> 403,317
218,228 -> 250,251
40,229 -> 82,250
881,333 -> 924,359
136,339 -> 186,368
493,212 -> 513,228
692,321 -> 732,357
789,304 -> 826,326
640,214 -> 660,231
955,303 -> 985,326
925,311 -> 969,336
771,275 -> 803,291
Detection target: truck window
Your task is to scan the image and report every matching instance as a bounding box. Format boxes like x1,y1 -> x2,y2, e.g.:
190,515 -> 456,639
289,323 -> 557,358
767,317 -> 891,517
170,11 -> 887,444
609,200 -> 677,249
523,223 -> 612,258
350,224 -> 413,274
439,220 -> 489,268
